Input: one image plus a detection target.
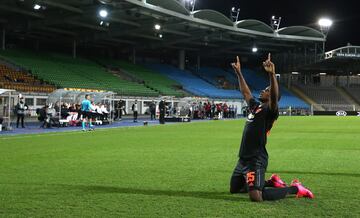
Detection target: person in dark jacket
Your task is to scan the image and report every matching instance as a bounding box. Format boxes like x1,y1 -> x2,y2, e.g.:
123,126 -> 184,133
159,100 -> 166,124
149,100 -> 156,120
15,97 -> 28,128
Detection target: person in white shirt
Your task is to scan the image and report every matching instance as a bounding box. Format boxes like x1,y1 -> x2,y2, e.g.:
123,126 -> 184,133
100,104 -> 109,120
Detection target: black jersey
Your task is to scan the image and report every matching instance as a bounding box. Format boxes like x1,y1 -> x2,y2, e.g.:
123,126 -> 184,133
239,98 -> 278,168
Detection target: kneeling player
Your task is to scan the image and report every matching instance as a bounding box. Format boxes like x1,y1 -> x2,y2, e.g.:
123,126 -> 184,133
229,54 -> 313,201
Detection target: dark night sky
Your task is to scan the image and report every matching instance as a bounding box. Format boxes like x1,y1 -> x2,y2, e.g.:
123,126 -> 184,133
195,0 -> 359,50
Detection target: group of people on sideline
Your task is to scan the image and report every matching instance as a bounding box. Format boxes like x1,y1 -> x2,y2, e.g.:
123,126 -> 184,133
191,101 -> 238,120
10,95 -> 240,130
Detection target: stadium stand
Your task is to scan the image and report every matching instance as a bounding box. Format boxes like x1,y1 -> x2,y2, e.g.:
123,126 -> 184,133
342,87 -> 360,105
98,59 -> 188,97
0,50 -> 159,96
147,63 -> 241,99
224,68 -> 309,108
191,67 -> 237,89
295,85 -> 350,105
0,63 -> 55,93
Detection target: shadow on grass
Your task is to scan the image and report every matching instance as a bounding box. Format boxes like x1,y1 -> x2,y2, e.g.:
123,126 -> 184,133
268,170 -> 360,178
0,183 -> 248,202
71,185 -> 248,202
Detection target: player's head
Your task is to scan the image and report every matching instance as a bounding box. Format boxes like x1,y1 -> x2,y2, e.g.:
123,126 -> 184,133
259,86 -> 281,103
85,94 -> 90,100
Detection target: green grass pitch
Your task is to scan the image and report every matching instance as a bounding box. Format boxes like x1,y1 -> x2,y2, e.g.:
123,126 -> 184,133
0,116 -> 359,217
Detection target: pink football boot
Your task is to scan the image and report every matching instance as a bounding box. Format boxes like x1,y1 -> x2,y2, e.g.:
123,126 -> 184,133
291,179 -> 314,199
268,174 -> 287,188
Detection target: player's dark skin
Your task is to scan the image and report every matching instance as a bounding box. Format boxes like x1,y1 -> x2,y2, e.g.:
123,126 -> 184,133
231,54 -> 279,202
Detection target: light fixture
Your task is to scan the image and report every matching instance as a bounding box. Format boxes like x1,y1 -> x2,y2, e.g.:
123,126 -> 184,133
99,9 -> 108,18
33,4 -> 41,10
318,18 -> 333,28
292,72 -> 299,75
159,34 -> 163,38
252,46 -> 258,53
230,6 -> 240,22
99,20 -> 110,27
319,73 -> 327,76
154,24 -> 161,31
271,15 -> 282,30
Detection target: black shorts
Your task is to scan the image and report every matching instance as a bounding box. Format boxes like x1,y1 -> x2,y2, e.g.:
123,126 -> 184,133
82,111 -> 92,119
230,160 -> 266,192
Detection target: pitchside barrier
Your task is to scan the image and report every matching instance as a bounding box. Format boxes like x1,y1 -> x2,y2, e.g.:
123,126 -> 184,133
311,104 -> 360,116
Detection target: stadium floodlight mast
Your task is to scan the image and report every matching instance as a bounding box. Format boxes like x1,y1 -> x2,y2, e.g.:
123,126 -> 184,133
318,18 -> 333,54
271,15 -> 282,30
230,6 -> 240,22
184,0 -> 196,12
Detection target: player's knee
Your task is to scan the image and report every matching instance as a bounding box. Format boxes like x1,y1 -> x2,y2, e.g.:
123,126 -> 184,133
249,190 -> 263,202
230,186 -> 242,194
230,189 -> 237,194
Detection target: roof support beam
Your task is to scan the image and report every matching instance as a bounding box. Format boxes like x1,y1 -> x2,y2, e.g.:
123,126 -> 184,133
128,32 -> 163,41
34,27 -> 77,36
107,17 -> 141,27
162,28 -> 191,37
38,0 -> 83,14
66,21 -> 108,31
106,38 -> 137,45
0,5 -> 44,19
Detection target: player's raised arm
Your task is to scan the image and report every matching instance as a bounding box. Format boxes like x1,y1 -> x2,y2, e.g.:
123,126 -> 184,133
263,53 -> 279,111
232,56 -> 253,104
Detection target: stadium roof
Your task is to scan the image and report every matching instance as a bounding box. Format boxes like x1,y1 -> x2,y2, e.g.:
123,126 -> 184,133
0,0 -> 325,56
285,46 -> 360,74
192,10 -> 234,26
277,26 -> 325,38
146,0 -> 190,15
235,20 -> 274,34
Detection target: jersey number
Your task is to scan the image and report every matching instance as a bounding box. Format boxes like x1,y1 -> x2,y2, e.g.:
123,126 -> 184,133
246,171 -> 255,186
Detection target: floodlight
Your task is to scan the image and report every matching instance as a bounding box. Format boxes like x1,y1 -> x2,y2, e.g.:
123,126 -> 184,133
33,4 -> 41,10
318,18 -> 333,28
99,9 -> 108,18
154,24 -> 161,31
252,46 -> 258,53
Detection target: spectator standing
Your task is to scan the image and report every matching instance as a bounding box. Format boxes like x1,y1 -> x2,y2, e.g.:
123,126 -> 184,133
211,101 -> 216,119
149,100 -> 156,120
159,100 -> 166,124
15,97 -> 28,128
132,100 -> 138,122
114,101 -> 122,120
